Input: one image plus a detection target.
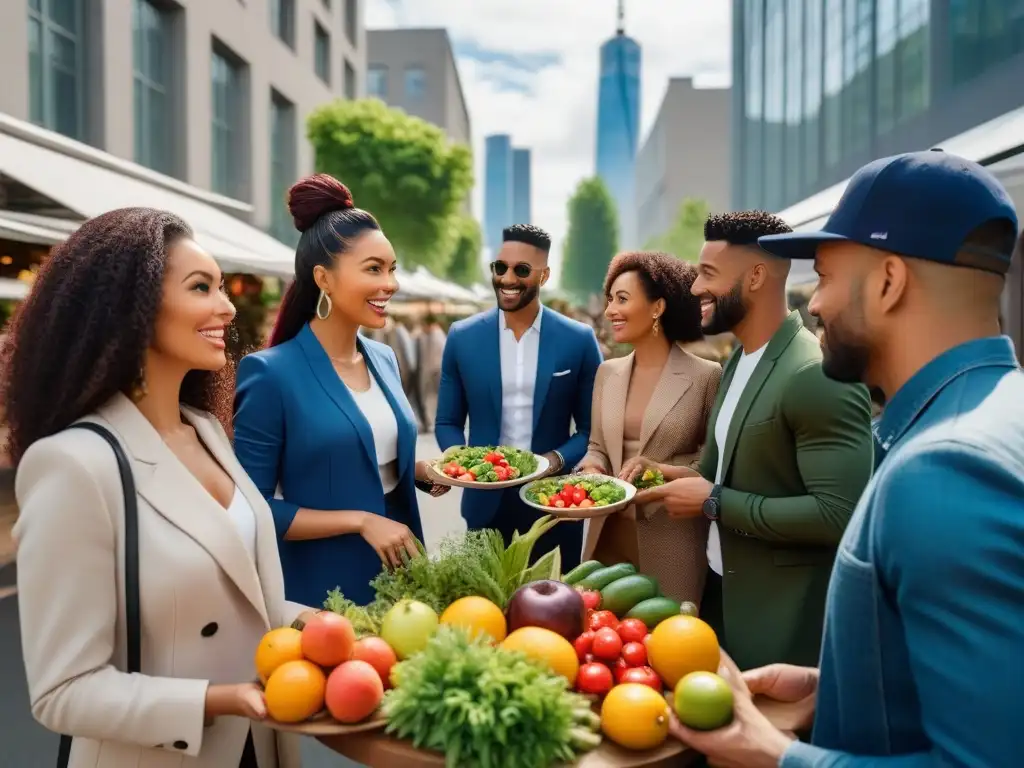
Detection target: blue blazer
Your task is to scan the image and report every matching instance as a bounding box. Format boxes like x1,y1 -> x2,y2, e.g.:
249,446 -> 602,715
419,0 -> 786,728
233,324 -> 423,607
435,307 -> 603,529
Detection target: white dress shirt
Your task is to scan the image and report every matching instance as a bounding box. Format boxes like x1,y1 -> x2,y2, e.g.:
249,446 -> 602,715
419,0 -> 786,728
348,373 -> 400,493
498,306 -> 543,450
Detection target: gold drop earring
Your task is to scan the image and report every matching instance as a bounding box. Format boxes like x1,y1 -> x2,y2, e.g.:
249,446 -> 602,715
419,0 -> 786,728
130,369 -> 148,402
316,289 -> 333,320
652,315 -> 661,337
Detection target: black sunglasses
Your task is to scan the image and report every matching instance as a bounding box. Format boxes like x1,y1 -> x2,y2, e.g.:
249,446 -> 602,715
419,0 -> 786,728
490,260 -> 540,279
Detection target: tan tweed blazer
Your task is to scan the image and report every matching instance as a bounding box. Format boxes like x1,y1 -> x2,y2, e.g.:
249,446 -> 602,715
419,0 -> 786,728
581,343 -> 722,603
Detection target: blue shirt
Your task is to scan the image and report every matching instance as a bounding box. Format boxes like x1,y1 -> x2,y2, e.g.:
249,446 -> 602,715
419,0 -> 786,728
782,336 -> 1024,767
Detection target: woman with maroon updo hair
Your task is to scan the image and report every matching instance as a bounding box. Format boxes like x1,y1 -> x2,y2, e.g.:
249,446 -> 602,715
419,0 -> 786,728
234,174 -> 446,607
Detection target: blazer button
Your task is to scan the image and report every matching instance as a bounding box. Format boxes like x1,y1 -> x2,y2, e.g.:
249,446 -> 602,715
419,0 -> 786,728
173,740 -> 188,750
201,622 -> 219,637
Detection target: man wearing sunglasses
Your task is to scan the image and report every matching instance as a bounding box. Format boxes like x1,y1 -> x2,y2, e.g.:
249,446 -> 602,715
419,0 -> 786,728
435,224 -> 603,570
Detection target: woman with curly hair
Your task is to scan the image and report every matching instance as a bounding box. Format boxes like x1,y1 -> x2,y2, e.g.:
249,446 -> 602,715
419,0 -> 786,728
233,174 -> 446,609
577,251 -> 722,604
4,209 -> 300,768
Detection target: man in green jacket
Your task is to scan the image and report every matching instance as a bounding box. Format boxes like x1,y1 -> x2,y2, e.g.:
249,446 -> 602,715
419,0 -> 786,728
636,211 -> 873,671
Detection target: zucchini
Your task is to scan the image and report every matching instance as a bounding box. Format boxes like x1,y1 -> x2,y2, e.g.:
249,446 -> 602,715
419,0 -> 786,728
577,563 -> 637,591
563,560 -> 604,585
600,574 -> 659,616
624,596 -> 682,629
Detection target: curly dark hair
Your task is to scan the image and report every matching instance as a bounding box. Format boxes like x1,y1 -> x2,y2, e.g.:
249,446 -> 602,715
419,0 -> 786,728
704,210 -> 793,245
0,208 -> 235,463
502,223 -> 551,253
604,251 -> 704,344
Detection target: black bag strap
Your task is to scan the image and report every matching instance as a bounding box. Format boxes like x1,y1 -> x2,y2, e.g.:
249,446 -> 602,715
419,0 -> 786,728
56,422 -> 140,767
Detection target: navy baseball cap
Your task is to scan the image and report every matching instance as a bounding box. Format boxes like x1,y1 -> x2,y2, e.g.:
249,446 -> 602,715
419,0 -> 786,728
758,149 -> 1019,274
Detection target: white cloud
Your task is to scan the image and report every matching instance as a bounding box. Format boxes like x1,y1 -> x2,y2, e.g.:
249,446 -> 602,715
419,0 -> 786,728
365,0 -> 732,281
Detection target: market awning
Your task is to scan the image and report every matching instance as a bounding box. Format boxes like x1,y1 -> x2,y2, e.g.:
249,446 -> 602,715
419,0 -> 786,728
0,114 -> 295,277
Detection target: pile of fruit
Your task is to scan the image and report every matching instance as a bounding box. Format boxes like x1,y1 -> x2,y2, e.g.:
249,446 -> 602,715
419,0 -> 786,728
524,476 -> 627,509
436,445 -> 538,483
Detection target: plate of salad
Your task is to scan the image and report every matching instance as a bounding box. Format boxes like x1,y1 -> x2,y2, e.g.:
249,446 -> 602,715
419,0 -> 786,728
427,445 -> 549,489
519,473 -> 635,518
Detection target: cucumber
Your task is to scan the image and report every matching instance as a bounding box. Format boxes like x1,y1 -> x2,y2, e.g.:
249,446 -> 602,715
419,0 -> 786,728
625,596 -> 682,628
563,560 -> 604,585
600,574 -> 659,616
576,563 -> 637,591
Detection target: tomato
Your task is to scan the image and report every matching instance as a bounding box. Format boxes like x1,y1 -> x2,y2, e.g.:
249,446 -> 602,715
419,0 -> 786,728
612,656 -> 631,683
588,610 -> 618,632
457,472 -> 475,482
493,466 -> 510,481
560,487 -> 576,504
484,452 -> 503,464
576,662 -> 614,696
573,631 -> 595,662
498,459 -> 510,468
591,627 -> 623,661
621,641 -> 648,667
620,665 -> 663,692
642,633 -> 652,649
571,487 -> 588,505
617,618 -> 648,644
579,498 -> 595,508
553,499 -> 566,508
579,590 -> 602,612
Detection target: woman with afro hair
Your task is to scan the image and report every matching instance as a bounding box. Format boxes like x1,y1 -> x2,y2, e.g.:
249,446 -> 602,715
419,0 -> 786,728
577,251 -> 722,604
3,209 -> 300,768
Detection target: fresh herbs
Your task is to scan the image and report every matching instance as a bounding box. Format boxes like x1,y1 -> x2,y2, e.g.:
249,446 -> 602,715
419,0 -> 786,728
383,626 -> 601,767
324,516 -> 564,630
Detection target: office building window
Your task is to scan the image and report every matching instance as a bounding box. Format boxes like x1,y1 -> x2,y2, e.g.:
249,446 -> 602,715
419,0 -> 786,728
133,0 -> 172,175
404,66 -> 426,100
344,60 -> 356,99
27,0 -> 85,140
875,0 -> 898,135
783,0 -> 803,204
822,0 -> 843,170
367,65 -> 387,97
741,0 -> 764,209
842,0 -> 873,152
315,23 -> 331,84
763,0 -> 785,211
949,0 -> 1024,86
269,0 -> 295,49
211,45 -> 245,198
270,91 -> 297,244
897,0 -> 930,123
344,0 -> 357,46
803,0 -> 823,193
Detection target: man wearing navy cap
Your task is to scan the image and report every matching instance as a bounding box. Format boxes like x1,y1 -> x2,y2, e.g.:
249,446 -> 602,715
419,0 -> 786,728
670,149 -> 1024,766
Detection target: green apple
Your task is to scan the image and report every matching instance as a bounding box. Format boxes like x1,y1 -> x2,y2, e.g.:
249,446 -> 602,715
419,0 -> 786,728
673,671 -> 734,730
380,600 -> 439,659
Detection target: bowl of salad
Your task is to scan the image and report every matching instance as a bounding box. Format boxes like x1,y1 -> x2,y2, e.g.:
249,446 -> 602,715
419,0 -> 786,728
427,446 -> 549,489
519,473 -> 635,518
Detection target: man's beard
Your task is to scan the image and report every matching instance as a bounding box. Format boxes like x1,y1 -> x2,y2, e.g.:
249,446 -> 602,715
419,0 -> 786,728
701,279 -> 747,336
820,322 -> 872,384
493,279 -> 539,312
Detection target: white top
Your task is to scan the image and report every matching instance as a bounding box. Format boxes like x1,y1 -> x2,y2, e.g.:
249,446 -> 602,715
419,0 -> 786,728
225,486 -> 257,560
498,306 -> 543,450
348,373 -> 400,493
707,344 -> 767,576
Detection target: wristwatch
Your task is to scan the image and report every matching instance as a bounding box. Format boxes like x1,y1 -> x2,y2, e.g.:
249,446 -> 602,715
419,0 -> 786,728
702,484 -> 723,521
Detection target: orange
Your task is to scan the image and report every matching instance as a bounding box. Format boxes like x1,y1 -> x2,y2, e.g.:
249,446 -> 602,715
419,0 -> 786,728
601,683 -> 671,750
264,660 -> 326,723
500,626 -> 579,682
255,627 -> 304,684
646,615 -> 720,689
440,596 -> 508,643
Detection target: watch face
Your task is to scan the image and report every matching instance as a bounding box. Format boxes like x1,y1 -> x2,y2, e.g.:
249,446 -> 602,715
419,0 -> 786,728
702,497 -> 720,520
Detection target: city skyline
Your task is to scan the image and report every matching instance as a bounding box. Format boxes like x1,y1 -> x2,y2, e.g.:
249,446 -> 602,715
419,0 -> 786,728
483,134 -> 533,254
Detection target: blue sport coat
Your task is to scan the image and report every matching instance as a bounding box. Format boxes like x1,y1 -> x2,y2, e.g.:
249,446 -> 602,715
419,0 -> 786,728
434,307 -> 603,529
233,324 -> 423,607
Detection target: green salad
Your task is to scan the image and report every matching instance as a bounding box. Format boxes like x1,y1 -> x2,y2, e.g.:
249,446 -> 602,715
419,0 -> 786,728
436,445 -> 539,483
634,467 -> 666,489
524,476 -> 627,510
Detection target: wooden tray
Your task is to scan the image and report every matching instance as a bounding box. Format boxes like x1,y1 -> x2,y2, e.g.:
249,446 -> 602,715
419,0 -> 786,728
519,474 -> 637,519
426,451 -> 549,490
263,709 -> 387,736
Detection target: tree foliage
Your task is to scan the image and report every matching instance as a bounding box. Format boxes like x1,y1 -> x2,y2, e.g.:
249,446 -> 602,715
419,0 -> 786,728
560,177 -> 618,299
307,99 -> 474,271
643,198 -> 709,262
444,214 -> 484,287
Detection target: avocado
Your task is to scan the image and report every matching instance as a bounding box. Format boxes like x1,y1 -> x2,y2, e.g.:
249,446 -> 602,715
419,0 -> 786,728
600,574 -> 660,616
624,596 -> 683,628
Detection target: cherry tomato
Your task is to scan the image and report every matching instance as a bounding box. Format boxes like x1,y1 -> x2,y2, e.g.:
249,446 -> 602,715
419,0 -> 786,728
484,452 -> 503,464
588,610 -> 618,632
642,633 -> 652,649
583,652 -> 596,665
571,487 -> 587,505
458,472 -> 475,482
579,498 -> 595,508
576,662 -> 614,696
560,487 -> 576,503
578,589 -> 602,612
498,458 -> 510,468
493,466 -> 510,481
621,665 -> 663,692
612,656 -> 631,683
621,641 -> 648,667
573,631 -> 595,662
617,618 -> 648,644
591,627 -> 623,661
553,499 -> 566,508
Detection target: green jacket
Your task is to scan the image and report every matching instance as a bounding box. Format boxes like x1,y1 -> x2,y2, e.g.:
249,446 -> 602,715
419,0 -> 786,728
699,311 -> 873,670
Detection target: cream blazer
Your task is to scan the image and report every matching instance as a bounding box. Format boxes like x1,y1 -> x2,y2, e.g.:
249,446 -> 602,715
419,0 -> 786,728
13,393 -> 302,768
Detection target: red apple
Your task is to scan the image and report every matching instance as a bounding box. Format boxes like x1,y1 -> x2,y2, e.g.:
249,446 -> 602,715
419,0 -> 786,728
505,580 -> 586,641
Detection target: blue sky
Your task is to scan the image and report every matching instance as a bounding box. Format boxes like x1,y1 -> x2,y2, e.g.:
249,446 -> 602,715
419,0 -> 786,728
365,0 -> 732,276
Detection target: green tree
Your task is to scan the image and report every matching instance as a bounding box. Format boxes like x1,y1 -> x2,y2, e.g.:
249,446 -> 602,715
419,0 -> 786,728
444,214 -> 484,287
643,198 -> 709,262
560,177 -> 618,299
307,99 -> 474,271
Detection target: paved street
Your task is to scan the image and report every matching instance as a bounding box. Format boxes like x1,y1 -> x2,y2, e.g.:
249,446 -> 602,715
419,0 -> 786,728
0,434 -> 464,767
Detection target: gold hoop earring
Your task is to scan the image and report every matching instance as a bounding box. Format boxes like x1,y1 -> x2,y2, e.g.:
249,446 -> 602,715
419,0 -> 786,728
129,370 -> 148,403
316,289 -> 332,320
652,316 -> 660,337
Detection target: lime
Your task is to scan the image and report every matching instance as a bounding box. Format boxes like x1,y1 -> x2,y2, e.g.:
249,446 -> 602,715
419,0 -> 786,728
673,671 -> 734,730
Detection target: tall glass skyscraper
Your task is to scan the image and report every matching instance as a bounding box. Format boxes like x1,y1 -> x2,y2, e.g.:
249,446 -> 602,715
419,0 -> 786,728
595,4 -> 641,247
485,135 -> 533,252
512,148 -> 532,224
